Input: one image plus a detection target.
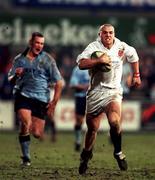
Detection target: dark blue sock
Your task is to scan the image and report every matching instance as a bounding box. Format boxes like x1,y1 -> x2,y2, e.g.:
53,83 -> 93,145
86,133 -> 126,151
19,134 -> 31,159
75,125 -> 82,144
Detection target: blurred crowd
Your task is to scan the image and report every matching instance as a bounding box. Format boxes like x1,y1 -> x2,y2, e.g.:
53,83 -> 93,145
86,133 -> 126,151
1,45 -> 155,101
134,48 -> 155,101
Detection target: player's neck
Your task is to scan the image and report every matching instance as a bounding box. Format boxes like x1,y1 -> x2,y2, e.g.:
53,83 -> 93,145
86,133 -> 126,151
27,50 -> 37,61
105,44 -> 112,49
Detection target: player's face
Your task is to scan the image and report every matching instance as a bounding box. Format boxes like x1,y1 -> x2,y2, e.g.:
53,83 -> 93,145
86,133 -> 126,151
100,26 -> 115,48
31,36 -> 44,56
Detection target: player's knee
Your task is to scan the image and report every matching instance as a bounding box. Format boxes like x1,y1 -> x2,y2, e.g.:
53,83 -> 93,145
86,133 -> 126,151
22,120 -> 31,127
109,117 -> 120,132
110,119 -> 121,134
20,123 -> 31,135
32,131 -> 42,139
33,134 -> 41,139
110,119 -> 119,127
109,112 -> 120,125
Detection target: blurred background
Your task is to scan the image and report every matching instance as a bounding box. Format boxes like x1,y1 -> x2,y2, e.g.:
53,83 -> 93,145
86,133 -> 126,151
0,0 -> 155,133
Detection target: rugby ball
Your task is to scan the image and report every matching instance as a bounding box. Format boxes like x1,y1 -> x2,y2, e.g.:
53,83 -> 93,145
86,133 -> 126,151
91,51 -> 111,72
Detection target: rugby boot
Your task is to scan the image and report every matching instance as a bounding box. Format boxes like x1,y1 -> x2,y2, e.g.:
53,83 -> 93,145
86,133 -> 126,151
114,152 -> 128,171
79,149 -> 93,174
21,156 -> 31,166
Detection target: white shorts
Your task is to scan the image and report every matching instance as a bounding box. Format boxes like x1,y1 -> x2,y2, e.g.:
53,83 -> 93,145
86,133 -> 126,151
86,88 -> 123,116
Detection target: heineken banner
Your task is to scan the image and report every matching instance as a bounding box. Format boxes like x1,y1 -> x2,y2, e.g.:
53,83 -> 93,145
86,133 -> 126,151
0,15 -> 155,47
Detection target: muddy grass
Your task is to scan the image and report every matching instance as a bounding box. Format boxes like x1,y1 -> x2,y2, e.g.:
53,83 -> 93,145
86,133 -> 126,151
1,163 -> 155,179
0,132 -> 155,180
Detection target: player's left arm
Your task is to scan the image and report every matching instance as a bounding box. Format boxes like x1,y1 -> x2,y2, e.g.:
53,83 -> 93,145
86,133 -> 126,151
130,61 -> 141,88
46,54 -> 64,118
124,43 -> 141,88
47,79 -> 64,118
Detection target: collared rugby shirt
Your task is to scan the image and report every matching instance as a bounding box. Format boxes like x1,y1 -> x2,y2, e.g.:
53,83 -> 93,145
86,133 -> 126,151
8,50 -> 62,103
77,38 -> 139,92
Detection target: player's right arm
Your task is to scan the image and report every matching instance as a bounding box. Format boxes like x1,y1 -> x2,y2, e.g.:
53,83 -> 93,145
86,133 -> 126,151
77,42 -> 111,70
78,58 -> 98,70
8,55 -> 24,85
78,53 -> 111,70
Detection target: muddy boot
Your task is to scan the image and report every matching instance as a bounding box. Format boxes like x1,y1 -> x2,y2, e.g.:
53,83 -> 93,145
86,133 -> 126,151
79,149 -> 93,174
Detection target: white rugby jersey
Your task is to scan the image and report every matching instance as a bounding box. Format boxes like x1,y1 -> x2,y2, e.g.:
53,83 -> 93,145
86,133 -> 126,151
76,37 -> 139,91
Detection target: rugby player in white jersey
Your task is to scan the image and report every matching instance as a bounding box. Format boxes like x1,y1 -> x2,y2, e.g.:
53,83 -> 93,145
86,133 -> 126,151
77,24 -> 141,174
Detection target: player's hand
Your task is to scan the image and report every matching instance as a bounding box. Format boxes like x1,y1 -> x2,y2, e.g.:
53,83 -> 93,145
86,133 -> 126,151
15,67 -> 24,77
131,76 -> 141,88
99,53 -> 111,65
47,100 -> 56,119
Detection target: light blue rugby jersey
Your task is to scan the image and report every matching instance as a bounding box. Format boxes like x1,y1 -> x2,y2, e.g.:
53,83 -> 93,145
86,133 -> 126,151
8,50 -> 62,103
70,66 -> 89,97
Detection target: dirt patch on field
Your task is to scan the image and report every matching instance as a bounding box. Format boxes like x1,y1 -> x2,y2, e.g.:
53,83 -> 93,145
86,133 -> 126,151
1,165 -> 155,180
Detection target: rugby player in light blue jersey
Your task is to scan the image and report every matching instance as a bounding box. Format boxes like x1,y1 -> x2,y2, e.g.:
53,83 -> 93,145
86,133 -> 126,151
70,66 -> 89,152
8,32 -> 63,166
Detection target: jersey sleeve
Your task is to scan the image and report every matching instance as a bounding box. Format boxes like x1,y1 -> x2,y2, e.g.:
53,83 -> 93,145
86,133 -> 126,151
69,67 -> 79,86
123,42 -> 139,63
48,55 -> 62,83
76,42 -> 96,64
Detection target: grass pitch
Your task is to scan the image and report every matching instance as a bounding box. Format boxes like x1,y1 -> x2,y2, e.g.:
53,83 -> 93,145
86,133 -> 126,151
0,131 -> 155,180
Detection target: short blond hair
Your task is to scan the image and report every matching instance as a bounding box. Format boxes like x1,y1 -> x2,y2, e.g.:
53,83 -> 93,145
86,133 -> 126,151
98,24 -> 114,35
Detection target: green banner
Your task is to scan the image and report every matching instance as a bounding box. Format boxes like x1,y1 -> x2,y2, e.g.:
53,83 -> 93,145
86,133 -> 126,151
0,15 -> 154,47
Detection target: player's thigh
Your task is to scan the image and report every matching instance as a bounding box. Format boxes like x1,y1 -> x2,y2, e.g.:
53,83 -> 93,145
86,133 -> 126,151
105,101 -> 121,124
17,109 -> 32,125
75,96 -> 86,115
86,112 -> 104,131
15,94 -> 32,125
31,116 -> 45,137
